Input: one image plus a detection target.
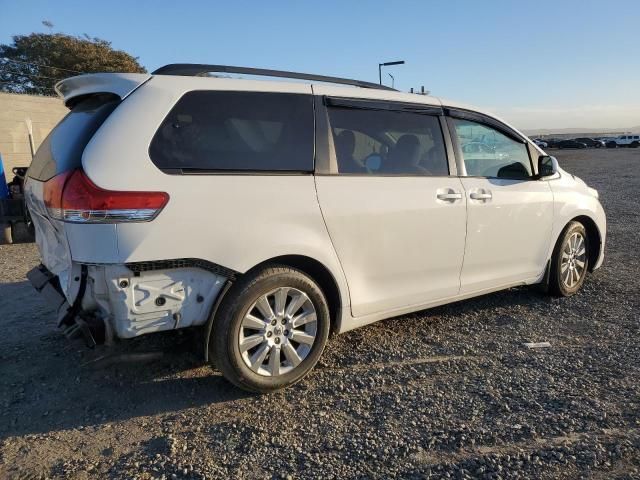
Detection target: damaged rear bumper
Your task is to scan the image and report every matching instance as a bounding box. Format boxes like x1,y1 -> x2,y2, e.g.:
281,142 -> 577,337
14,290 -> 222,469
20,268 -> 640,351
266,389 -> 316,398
28,260 -> 229,347
27,264 -> 67,311
27,263 -> 105,347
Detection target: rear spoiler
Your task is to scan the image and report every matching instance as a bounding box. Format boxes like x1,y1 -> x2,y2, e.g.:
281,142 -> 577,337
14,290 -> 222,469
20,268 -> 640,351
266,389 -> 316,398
55,73 -> 152,108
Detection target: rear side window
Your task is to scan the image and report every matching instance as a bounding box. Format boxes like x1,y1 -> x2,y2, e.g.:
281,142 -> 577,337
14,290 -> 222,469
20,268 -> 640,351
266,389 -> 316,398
28,94 -> 119,181
149,91 -> 314,172
327,106 -> 449,176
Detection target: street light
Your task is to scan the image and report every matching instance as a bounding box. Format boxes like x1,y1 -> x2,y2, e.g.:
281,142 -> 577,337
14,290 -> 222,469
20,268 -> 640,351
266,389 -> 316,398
378,60 -> 405,85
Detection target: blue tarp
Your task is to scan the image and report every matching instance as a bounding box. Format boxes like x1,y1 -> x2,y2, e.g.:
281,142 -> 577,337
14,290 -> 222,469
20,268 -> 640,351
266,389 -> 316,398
0,154 -> 10,200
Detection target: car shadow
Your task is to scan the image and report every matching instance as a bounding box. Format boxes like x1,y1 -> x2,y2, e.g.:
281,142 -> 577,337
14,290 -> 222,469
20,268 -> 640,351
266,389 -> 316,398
0,278 -> 255,439
373,283 -> 552,329
1,334 -> 254,440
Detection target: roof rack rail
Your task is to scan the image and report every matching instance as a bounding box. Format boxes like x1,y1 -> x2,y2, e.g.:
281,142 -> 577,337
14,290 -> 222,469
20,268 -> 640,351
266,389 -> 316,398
151,64 -> 396,91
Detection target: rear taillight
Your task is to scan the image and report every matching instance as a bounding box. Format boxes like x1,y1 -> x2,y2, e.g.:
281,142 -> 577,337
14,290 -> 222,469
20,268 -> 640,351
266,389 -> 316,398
43,170 -> 169,223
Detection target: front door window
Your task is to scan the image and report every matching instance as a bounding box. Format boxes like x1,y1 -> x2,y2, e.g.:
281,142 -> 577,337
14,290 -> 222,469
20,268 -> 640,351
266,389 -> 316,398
451,119 -> 532,179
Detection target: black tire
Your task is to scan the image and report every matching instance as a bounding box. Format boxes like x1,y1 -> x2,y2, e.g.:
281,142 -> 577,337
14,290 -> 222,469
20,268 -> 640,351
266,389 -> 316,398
1,223 -> 12,245
630,141 -> 639,149
211,265 -> 330,393
549,221 -> 589,297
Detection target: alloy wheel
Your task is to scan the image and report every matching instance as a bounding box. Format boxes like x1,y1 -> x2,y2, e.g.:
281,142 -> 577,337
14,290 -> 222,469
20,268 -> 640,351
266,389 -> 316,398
561,232 -> 587,288
238,287 -> 317,377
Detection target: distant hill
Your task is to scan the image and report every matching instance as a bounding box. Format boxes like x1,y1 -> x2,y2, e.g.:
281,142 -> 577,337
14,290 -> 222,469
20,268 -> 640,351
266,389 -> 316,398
524,126 -> 640,137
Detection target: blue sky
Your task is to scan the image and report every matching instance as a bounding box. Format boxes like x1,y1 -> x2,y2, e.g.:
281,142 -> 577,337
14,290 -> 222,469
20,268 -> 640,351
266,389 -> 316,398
1,0 -> 638,130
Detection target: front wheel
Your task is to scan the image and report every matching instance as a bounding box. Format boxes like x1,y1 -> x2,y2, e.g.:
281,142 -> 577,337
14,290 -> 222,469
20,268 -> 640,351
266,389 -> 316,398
549,221 -> 589,296
211,266 -> 330,392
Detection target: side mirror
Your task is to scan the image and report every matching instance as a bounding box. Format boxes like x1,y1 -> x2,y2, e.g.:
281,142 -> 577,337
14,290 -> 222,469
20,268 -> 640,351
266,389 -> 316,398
537,155 -> 558,178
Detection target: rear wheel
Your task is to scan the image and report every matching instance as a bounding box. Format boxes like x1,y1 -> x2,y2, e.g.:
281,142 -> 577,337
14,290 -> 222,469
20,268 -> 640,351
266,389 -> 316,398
549,221 -> 589,296
211,265 -> 330,392
630,141 -> 639,148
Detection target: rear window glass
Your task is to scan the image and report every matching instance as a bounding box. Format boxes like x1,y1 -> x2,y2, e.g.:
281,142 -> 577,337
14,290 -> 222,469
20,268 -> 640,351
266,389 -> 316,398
149,91 -> 314,172
28,94 -> 119,181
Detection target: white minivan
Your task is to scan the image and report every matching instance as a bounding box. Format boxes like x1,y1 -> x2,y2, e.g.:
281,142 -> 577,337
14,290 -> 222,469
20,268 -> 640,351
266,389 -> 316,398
25,64 -> 606,392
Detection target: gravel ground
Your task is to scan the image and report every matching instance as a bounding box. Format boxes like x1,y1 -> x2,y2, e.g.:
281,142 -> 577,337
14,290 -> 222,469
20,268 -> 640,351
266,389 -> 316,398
1,148 -> 639,479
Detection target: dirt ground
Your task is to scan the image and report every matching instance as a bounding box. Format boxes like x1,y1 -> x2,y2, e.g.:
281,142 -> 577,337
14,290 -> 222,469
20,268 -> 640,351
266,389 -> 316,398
1,148 -> 639,479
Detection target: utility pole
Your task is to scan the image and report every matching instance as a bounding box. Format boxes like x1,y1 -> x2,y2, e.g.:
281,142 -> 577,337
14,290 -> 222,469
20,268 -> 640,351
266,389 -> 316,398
378,60 -> 405,85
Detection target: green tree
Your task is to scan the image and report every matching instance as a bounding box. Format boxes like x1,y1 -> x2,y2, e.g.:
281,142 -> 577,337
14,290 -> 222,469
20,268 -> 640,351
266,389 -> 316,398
0,31 -> 146,95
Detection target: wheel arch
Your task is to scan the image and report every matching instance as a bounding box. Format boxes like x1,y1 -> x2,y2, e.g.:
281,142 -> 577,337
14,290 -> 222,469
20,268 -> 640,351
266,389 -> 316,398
246,254 -> 343,335
568,215 -> 602,272
204,254 -> 343,361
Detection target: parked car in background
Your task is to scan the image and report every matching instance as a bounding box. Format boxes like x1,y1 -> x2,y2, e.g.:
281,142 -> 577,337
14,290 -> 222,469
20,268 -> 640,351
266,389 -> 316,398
557,139 -> 588,149
0,166 -> 35,244
608,135 -> 640,148
461,141 -> 509,160
574,137 -> 605,148
533,139 -> 548,148
543,138 -> 563,148
25,64 -> 606,392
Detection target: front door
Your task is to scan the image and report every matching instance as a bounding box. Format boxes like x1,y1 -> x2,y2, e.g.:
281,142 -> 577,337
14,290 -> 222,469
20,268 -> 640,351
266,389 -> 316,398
448,116 -> 554,294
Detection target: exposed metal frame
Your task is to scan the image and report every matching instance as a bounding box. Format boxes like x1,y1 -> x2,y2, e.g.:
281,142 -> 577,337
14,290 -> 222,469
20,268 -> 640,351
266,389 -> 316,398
152,64 -> 396,91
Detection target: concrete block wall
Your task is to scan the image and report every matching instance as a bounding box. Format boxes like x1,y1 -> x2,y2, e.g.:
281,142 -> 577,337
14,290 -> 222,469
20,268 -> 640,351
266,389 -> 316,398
0,92 -> 68,176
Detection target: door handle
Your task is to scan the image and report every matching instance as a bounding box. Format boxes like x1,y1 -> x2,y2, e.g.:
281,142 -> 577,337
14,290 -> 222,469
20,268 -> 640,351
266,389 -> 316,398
437,192 -> 463,201
469,192 -> 492,200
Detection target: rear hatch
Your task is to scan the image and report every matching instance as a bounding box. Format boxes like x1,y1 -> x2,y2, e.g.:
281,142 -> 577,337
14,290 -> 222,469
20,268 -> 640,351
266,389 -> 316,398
25,73 -> 150,299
